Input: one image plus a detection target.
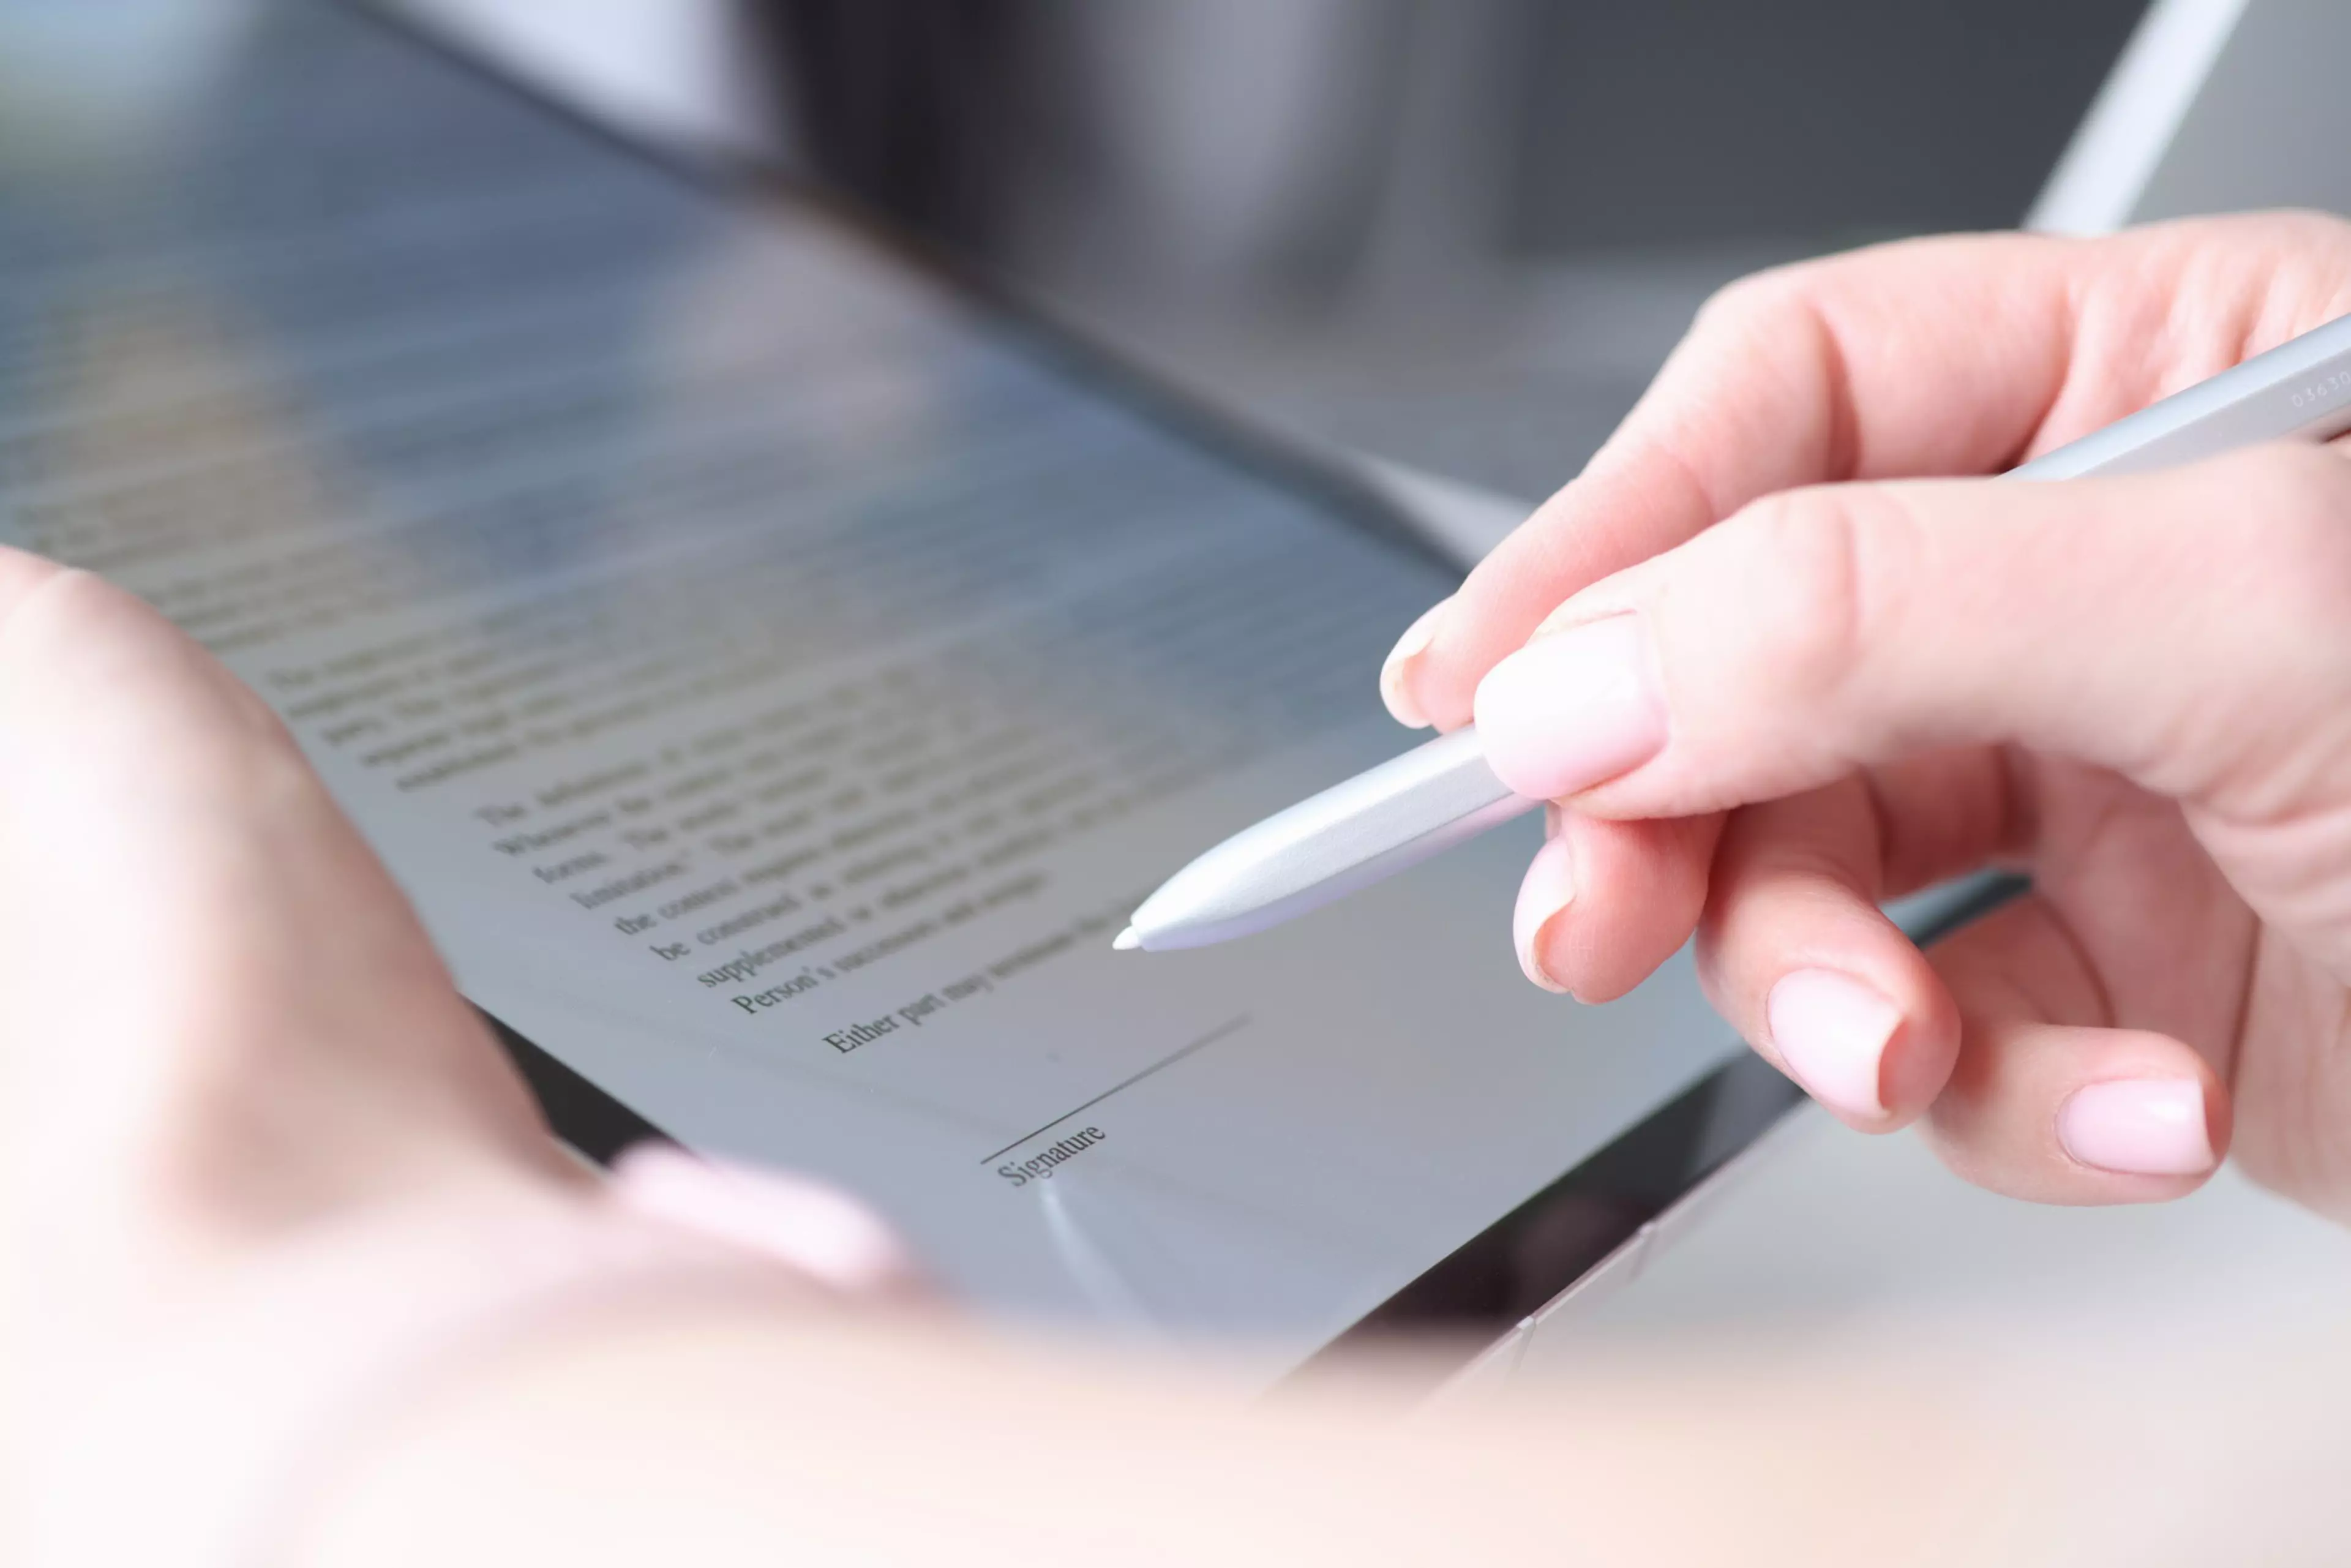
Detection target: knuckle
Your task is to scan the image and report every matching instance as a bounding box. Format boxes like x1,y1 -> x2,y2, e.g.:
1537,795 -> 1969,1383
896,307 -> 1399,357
1714,486 -> 1903,705
1691,265 -> 1814,340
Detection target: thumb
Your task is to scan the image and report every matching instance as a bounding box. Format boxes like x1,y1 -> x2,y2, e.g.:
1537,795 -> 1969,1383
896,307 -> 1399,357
1472,445 -> 2351,900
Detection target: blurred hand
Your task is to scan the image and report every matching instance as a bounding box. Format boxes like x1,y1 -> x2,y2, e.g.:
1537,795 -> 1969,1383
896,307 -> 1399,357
0,550 -> 906,1566
1380,212 -> 2351,1217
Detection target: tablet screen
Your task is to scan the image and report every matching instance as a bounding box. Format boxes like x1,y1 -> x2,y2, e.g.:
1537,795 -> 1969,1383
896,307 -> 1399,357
0,4 -> 1744,1368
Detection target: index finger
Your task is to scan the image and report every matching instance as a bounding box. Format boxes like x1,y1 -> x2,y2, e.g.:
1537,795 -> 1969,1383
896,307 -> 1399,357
1387,213 -> 2351,729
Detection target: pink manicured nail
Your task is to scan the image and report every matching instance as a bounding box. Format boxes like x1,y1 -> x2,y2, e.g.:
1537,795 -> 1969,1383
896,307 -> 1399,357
1766,969 -> 1899,1119
610,1142 -> 918,1292
1379,598 -> 1450,728
1512,832 -> 1576,992
2058,1081 -> 2213,1176
1472,614 -> 1667,800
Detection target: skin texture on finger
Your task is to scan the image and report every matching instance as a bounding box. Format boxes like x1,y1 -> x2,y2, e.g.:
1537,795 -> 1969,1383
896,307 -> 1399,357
1923,899 -> 2229,1204
1393,211 -> 2351,733
1694,780 -> 1960,1132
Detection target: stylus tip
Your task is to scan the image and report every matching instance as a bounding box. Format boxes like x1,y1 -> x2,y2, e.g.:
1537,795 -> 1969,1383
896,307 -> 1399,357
1111,926 -> 1141,952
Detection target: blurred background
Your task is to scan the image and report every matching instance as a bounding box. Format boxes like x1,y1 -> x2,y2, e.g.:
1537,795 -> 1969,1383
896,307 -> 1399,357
395,0 -> 2146,507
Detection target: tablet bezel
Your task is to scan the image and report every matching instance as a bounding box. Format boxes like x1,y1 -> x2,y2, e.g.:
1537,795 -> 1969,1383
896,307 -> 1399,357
351,0 -> 1804,1375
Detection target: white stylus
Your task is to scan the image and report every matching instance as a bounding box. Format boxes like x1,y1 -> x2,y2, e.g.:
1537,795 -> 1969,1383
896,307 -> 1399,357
1116,309 -> 2351,953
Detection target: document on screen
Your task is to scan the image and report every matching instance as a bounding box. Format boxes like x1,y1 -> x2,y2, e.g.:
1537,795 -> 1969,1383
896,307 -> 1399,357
0,7 -> 1741,1364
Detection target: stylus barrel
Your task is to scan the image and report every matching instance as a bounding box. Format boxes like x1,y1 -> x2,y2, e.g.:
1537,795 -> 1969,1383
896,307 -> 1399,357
1119,724 -> 1539,951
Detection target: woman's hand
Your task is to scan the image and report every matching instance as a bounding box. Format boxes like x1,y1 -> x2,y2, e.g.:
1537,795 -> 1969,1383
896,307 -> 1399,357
1379,212 -> 2351,1217
0,550 -> 909,1566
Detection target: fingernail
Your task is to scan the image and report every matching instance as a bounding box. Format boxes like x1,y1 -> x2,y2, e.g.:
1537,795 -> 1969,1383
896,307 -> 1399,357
610,1142 -> 918,1293
2058,1080 -> 2214,1176
1766,969 -> 1898,1119
1512,831 -> 1575,992
1379,598 -> 1450,728
1472,614 -> 1666,800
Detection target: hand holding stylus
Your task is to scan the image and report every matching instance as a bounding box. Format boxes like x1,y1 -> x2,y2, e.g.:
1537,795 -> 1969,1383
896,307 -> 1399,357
1381,213 -> 2351,1218
1119,272 -> 2351,958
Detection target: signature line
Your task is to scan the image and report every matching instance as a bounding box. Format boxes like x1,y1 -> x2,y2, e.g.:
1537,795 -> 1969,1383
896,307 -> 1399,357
978,1014 -> 1250,1165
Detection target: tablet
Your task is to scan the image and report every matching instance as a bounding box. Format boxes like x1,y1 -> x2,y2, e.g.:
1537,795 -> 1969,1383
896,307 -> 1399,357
0,2 -> 1794,1376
